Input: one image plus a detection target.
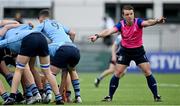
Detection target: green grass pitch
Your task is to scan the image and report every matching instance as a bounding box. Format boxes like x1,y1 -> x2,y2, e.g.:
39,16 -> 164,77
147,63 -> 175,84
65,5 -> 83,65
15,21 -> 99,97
0,73 -> 180,105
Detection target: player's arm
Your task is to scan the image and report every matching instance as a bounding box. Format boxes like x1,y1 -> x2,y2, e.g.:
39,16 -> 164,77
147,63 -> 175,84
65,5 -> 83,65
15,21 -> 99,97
141,17 -> 166,27
67,29 -> 76,42
0,24 -> 20,36
89,27 -> 117,42
0,20 -> 19,26
62,25 -> 76,42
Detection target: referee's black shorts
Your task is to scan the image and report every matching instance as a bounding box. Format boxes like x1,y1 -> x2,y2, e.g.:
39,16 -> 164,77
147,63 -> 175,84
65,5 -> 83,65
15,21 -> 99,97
19,33 -> 49,57
116,45 -> 149,66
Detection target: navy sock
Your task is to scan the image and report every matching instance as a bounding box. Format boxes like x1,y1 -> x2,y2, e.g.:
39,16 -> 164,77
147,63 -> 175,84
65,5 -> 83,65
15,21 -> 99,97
29,84 -> 39,96
1,92 -> 9,101
9,93 -> 16,99
109,75 -> 120,99
39,89 -> 44,95
55,94 -> 62,101
146,74 -> 158,97
5,73 -> 13,86
26,86 -> 33,99
45,83 -> 52,95
66,91 -> 71,98
72,79 -> 80,97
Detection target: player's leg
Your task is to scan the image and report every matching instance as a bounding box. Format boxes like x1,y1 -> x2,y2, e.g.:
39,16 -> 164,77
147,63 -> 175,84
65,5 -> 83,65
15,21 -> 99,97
66,46 -> 81,103
95,63 -> 115,87
50,45 -> 81,103
22,64 -> 42,104
47,66 -> 72,103
134,46 -> 161,102
28,57 -> 49,104
0,80 -> 9,102
42,79 -> 53,103
50,65 -> 62,102
0,48 -> 17,86
39,72 -> 53,104
0,60 -> 25,103
64,73 -> 72,103
4,33 -> 43,105
35,32 -> 63,104
0,47 -> 16,78
59,69 -> 68,101
102,64 -> 127,102
138,62 -> 161,102
0,61 -> 14,86
4,55 -> 30,105
99,63 -> 115,80
58,69 -> 72,103
29,57 -> 43,92
0,50 -> 10,103
68,67 -> 82,103
51,65 -> 72,103
12,55 -> 29,93
102,46 -> 129,102
39,56 -> 63,104
52,45 -> 81,103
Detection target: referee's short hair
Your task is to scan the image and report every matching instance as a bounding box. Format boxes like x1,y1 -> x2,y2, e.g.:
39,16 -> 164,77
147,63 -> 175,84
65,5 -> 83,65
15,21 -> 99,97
39,9 -> 51,18
122,5 -> 134,15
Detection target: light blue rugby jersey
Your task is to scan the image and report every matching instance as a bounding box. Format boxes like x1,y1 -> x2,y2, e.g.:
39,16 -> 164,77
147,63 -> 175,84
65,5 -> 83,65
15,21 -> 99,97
114,35 -> 122,53
34,19 -> 72,43
0,24 -> 38,53
0,26 -> 3,40
114,35 -> 122,45
34,19 -> 76,57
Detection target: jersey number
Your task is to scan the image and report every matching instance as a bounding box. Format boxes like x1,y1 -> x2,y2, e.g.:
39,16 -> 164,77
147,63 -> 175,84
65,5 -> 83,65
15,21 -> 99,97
51,22 -> 59,29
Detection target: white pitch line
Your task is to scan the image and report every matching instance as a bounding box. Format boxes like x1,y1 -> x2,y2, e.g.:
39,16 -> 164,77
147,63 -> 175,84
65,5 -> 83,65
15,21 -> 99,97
158,83 -> 180,87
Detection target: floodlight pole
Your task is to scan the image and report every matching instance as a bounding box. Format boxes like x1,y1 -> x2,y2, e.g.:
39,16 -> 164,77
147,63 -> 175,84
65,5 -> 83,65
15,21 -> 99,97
115,0 -> 121,22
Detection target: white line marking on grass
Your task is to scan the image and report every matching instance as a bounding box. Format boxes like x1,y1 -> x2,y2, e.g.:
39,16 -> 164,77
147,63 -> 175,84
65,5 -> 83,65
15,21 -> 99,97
158,83 -> 180,87
81,83 -> 180,90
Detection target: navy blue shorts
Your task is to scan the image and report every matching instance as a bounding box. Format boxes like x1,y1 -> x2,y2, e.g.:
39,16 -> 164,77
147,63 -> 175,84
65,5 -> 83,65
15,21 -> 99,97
51,46 -> 80,69
116,45 -> 149,66
0,48 -> 6,61
19,33 -> 49,57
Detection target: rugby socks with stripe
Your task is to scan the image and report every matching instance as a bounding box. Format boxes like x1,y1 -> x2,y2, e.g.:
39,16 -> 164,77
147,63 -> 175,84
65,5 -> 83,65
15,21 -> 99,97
5,73 -> 13,86
109,75 -> 120,99
72,79 -> 81,98
146,74 -> 158,97
28,84 -> 40,96
1,92 -> 9,101
25,86 -> 33,99
66,91 -> 71,98
55,94 -> 63,101
44,83 -> 52,95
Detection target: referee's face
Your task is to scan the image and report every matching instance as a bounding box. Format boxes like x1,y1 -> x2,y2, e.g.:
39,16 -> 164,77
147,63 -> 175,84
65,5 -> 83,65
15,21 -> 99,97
122,9 -> 134,25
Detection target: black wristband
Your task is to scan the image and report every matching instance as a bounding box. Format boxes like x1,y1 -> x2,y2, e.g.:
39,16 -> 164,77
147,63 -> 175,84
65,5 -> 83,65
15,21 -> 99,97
95,34 -> 100,39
